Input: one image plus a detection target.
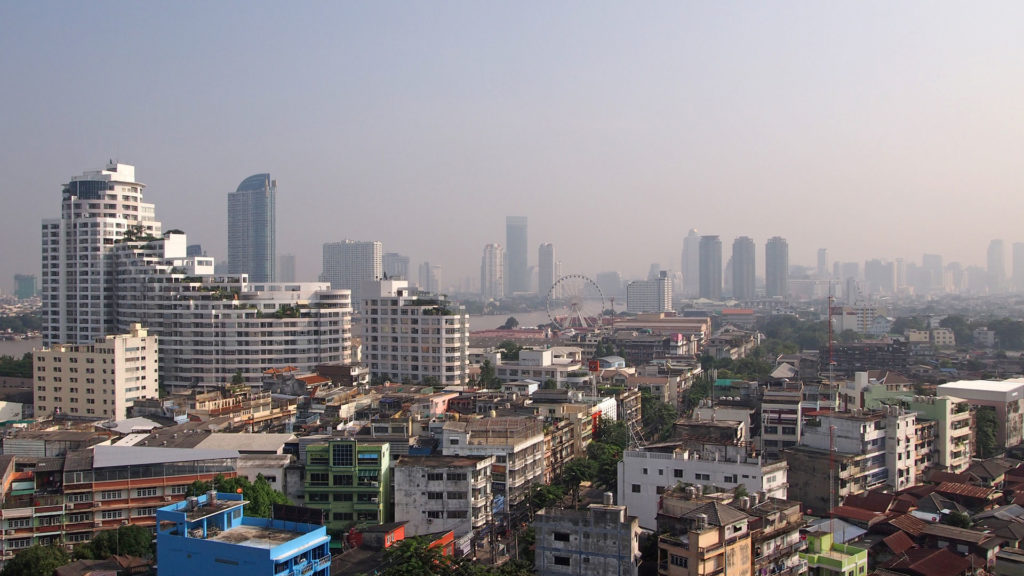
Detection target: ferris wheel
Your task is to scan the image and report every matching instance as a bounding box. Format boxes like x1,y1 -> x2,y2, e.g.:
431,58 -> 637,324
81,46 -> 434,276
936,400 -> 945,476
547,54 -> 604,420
545,274 -> 605,331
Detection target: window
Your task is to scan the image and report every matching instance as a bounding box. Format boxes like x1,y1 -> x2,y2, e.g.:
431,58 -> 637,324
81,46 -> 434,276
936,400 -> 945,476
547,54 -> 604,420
308,472 -> 329,486
642,468 -> 648,475
357,493 -> 377,502
447,510 -> 468,519
333,512 -> 353,521
553,556 -> 571,566
631,484 -> 641,493
447,472 -> 467,481
134,508 -> 156,517
100,490 -> 122,500
427,472 -> 445,481
427,511 -> 444,519
331,443 -> 354,467
554,532 -> 570,542
674,469 -> 683,478
670,555 -> 688,567
307,493 -> 330,503
357,512 -> 377,522
334,493 -> 353,502
169,485 -> 189,495
427,492 -> 444,500
724,474 -> 737,484
447,492 -> 466,500
136,488 -> 158,498
7,519 -> 29,529
101,510 -> 123,520
66,493 -> 92,503
695,473 -> 710,482
333,474 -> 353,486
67,513 -> 90,523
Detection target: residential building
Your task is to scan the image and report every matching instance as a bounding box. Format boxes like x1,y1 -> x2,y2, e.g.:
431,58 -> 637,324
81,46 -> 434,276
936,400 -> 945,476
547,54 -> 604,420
42,162 -> 161,345
682,229 -> 701,299
156,491 -> 331,576
505,216 -> 528,295
765,237 -> 789,299
393,455 -> 492,545
227,173 -> 276,283
442,417 -> 545,527
1014,243 -> 1024,293
932,327 -> 956,347
320,240 -> 382,309
363,280 -> 470,386
937,379 -> 1024,450
618,444 -> 788,530
481,243 -> 505,300
974,327 -> 998,348
698,236 -> 722,300
13,275 -> 36,300
656,496 -> 753,576
492,348 -> 584,387
746,498 -> 808,576
989,239 -> 1007,293
732,236 -> 756,301
34,323 -> 157,420
539,243 -> 556,298
302,439 -> 391,531
383,252 -> 410,280
627,271 -> 673,314
798,532 -> 867,576
534,494 -> 641,576
597,271 -> 624,301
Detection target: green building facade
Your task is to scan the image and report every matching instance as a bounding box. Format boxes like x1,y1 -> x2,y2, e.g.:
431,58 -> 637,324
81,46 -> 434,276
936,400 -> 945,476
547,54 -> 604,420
799,532 -> 868,576
304,439 -> 391,531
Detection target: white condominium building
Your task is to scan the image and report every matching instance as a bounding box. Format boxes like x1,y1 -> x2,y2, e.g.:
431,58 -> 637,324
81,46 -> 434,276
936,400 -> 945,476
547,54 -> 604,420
34,323 -> 158,420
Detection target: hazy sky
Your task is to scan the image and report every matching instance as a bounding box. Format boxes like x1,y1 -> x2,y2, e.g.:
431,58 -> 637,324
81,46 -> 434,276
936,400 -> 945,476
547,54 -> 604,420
4,2 -> 1024,292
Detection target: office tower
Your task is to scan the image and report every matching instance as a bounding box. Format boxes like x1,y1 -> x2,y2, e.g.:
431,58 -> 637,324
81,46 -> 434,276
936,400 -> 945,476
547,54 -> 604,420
731,236 -> 756,300
13,275 -> 36,300
864,259 -> 896,296
596,271 -> 624,301
227,173 -> 276,282
35,324 -> 157,420
538,243 -> 556,297
765,236 -> 789,298
186,244 -> 204,257
481,243 -> 505,300
817,248 -> 829,278
647,263 -> 661,281
682,229 -> 701,298
988,239 -> 1006,293
895,258 -> 906,293
921,254 -> 944,294
1014,243 -> 1024,292
41,162 -> 161,345
698,235 -> 722,300
383,252 -> 410,280
626,271 -> 672,313
418,262 -> 442,294
321,240 -> 383,309
505,216 -> 528,294
277,253 -> 296,282
364,280 -> 469,385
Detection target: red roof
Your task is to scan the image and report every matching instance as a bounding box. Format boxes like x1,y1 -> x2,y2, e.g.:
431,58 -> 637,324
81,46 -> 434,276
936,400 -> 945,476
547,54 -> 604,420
297,375 -> 330,385
844,491 -> 895,513
886,513 -> 927,538
884,547 -> 972,576
883,531 -> 915,555
722,308 -> 754,315
829,505 -> 885,524
935,481 -> 995,500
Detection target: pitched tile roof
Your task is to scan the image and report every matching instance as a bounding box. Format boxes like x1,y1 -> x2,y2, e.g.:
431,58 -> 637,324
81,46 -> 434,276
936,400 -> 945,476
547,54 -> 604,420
882,531 -> 915,555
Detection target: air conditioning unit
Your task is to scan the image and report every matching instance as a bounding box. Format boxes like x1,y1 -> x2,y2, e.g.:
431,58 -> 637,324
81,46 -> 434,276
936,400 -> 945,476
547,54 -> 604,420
94,521 -> 103,527
163,496 -> 172,502
5,530 -> 13,535
370,498 -> 378,503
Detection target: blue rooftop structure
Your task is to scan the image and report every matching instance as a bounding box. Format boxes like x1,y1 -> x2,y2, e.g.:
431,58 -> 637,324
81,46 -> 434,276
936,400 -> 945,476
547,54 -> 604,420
156,492 -> 330,576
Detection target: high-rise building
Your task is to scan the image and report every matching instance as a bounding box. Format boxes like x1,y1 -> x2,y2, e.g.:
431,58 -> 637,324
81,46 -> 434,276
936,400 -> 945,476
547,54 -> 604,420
596,271 -> 624,301
364,280 -> 470,385
626,271 -> 672,313
277,253 -> 296,282
418,262 -> 442,294
481,243 -> 505,300
227,173 -> 276,283
42,162 -> 161,345
34,324 -> 157,420
921,254 -> 944,294
765,236 -> 789,298
682,229 -> 701,298
731,236 -> 756,300
186,244 -> 204,257
817,248 -> 829,278
864,259 -> 896,296
988,239 -> 1006,293
538,243 -> 556,297
383,252 -> 410,280
698,235 -> 722,300
505,216 -> 528,294
42,164 -> 352,389
1014,243 -> 1024,293
321,240 -> 382,308
13,274 -> 36,300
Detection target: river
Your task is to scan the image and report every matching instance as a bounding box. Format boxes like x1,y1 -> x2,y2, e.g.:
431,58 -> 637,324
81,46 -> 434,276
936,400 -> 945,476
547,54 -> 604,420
469,311 -> 553,331
0,337 -> 42,358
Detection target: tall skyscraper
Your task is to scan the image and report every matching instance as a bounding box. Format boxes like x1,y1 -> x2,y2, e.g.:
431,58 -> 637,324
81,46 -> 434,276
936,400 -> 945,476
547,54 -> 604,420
42,163 -> 162,345
988,239 -> 1006,293
277,253 -> 296,282
383,252 -> 410,280
228,173 -> 276,282
538,243 -> 556,297
505,216 -> 528,294
596,271 -> 624,301
698,235 -> 722,300
731,236 -> 756,300
765,236 -> 789,299
13,274 -> 36,300
481,243 -> 505,300
419,262 -> 442,294
1014,243 -> 1024,293
817,249 -> 829,278
682,229 -> 701,298
321,240 -> 383,308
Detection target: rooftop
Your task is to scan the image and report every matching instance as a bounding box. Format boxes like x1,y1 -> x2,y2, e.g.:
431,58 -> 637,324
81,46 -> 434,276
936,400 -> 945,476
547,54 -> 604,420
938,379 -> 1024,393
208,523 -> 306,550
92,445 -> 238,468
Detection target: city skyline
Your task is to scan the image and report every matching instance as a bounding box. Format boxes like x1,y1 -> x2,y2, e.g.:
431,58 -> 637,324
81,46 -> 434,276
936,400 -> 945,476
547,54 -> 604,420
6,3 -> 1024,288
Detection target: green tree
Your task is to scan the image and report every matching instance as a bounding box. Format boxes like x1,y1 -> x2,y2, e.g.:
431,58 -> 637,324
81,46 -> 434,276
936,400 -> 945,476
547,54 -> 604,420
593,418 -> 629,449
231,370 -> 245,385
944,511 -> 972,528
73,524 -> 154,559
890,316 -> 928,335
186,474 -> 288,518
477,360 -> 500,389
641,393 -> 678,441
378,536 -> 457,576
497,341 -> 523,361
1,545 -> 70,576
586,441 -> 622,491
561,458 -> 597,508
940,315 -> 972,347
0,353 -> 32,378
530,483 -> 566,511
975,406 -> 998,458
500,316 -> 520,330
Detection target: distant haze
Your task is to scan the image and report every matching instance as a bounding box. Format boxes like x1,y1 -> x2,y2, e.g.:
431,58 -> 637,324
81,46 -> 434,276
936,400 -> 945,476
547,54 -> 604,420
4,2 -> 1024,290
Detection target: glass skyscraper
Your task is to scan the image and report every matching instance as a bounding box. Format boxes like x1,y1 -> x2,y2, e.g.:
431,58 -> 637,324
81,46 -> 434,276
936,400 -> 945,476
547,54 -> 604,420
505,216 -> 528,294
228,173 -> 276,282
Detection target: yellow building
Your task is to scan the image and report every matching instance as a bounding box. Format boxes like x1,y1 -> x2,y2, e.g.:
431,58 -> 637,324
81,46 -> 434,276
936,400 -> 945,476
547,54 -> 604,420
657,497 -> 753,576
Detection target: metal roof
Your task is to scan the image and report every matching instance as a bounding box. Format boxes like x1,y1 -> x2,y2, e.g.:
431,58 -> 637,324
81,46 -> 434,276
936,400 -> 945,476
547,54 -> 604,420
92,445 -> 238,468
